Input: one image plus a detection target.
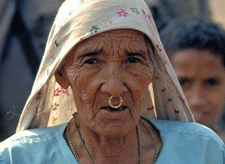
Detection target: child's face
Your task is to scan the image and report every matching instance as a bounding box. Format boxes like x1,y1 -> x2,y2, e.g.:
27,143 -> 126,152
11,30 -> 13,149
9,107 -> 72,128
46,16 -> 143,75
171,49 -> 225,128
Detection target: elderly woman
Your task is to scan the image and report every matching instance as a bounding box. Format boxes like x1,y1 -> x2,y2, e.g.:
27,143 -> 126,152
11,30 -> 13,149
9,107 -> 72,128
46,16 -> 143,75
0,0 -> 224,163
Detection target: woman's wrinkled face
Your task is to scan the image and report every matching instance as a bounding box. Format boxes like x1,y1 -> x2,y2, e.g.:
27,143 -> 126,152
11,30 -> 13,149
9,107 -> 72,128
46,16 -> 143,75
59,29 -> 153,136
171,49 -> 225,128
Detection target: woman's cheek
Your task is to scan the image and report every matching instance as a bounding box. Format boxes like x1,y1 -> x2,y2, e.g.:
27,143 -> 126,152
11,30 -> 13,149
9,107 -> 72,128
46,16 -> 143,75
131,66 -> 153,86
69,68 -> 100,104
67,65 -> 90,87
67,67 -> 82,87
127,72 -> 153,101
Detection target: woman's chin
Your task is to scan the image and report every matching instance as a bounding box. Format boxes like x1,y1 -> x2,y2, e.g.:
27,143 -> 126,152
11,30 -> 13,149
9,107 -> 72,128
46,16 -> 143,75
83,106 -> 140,136
93,111 -> 136,137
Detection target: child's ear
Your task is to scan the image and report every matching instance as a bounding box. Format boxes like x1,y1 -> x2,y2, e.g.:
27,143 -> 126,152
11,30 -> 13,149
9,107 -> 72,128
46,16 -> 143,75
54,66 -> 70,89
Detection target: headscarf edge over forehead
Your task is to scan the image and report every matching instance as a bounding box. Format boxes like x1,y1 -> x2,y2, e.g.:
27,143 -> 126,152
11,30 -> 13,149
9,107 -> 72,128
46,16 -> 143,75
16,0 -> 194,132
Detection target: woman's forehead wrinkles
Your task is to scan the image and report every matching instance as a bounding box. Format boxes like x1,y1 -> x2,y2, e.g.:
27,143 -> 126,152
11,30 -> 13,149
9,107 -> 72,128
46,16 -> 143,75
75,30 -> 146,53
93,29 -> 144,40
76,39 -> 100,53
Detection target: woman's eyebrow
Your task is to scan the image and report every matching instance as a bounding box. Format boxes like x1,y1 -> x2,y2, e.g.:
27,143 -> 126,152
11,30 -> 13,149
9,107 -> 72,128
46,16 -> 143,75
126,52 -> 146,60
78,49 -> 103,60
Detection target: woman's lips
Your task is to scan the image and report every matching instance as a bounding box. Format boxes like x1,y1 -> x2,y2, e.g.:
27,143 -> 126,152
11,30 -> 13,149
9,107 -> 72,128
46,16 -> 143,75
101,106 -> 127,112
100,106 -> 129,118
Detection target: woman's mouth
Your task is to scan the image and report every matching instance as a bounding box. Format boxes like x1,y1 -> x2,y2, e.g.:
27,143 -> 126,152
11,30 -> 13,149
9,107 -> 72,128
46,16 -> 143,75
99,105 -> 129,118
101,106 -> 128,112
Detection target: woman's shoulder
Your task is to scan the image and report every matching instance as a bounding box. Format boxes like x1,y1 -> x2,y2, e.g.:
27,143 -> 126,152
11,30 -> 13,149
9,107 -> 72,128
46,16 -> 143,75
1,123 -> 67,144
0,123 -> 69,164
142,116 -> 224,144
141,117 -> 225,163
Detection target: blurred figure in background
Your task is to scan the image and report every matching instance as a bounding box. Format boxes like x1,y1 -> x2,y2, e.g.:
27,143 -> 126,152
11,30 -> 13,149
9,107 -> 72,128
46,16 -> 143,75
0,0 -> 64,141
145,0 -> 211,32
160,18 -> 225,140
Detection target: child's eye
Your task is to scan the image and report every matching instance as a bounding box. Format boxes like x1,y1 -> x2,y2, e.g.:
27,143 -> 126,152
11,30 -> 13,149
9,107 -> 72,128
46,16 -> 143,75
84,58 -> 98,64
126,57 -> 141,63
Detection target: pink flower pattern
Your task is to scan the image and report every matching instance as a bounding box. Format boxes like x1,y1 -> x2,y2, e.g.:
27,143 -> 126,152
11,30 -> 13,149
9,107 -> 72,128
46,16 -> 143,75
147,14 -> 152,22
116,9 -> 129,17
140,9 -> 147,17
54,87 -> 69,96
157,44 -> 162,52
179,96 -> 186,104
50,54 -> 55,59
147,106 -> 154,111
174,109 -> 179,114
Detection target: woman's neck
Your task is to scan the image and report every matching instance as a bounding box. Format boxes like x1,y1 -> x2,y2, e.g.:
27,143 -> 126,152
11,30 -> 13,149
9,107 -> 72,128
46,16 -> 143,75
65,118 -> 161,164
78,120 -> 140,164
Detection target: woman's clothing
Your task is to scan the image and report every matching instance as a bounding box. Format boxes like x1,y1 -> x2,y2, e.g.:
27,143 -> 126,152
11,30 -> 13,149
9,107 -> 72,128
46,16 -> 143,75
1,117 -> 224,164
212,126 -> 225,142
16,0 -> 195,132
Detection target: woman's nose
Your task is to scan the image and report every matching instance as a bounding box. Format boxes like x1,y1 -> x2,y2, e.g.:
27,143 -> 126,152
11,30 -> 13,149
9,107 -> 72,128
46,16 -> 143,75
100,66 -> 128,97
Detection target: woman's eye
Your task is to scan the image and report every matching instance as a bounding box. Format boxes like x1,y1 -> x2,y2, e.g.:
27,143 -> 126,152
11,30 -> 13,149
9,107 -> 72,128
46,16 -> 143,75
205,78 -> 219,86
84,58 -> 98,64
126,57 -> 141,63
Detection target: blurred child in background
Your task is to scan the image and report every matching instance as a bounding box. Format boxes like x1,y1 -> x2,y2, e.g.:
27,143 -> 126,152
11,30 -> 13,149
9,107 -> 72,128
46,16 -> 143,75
160,18 -> 225,140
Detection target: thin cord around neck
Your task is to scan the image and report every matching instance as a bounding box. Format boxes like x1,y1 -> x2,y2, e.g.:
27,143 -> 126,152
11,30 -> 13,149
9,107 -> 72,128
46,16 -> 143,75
67,117 -> 143,164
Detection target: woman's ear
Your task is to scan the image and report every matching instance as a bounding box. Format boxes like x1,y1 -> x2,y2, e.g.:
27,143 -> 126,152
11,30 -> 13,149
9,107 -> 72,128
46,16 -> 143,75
55,66 -> 70,89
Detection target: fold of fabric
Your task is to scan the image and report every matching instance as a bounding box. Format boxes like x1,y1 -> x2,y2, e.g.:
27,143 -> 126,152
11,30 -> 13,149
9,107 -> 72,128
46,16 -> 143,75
16,0 -> 194,132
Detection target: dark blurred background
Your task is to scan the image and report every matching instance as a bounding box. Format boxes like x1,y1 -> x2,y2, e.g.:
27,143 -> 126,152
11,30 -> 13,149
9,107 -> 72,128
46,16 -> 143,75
0,0 -> 64,141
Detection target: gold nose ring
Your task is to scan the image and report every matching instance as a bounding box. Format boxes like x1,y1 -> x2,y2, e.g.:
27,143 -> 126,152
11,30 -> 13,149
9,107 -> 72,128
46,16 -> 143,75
108,96 -> 123,108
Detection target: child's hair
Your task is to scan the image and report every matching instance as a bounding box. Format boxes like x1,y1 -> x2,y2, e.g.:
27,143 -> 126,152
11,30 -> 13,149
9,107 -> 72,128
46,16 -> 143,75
160,17 -> 225,67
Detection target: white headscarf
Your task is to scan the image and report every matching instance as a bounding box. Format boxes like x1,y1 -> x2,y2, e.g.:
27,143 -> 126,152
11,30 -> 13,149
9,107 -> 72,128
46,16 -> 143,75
16,0 -> 194,132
